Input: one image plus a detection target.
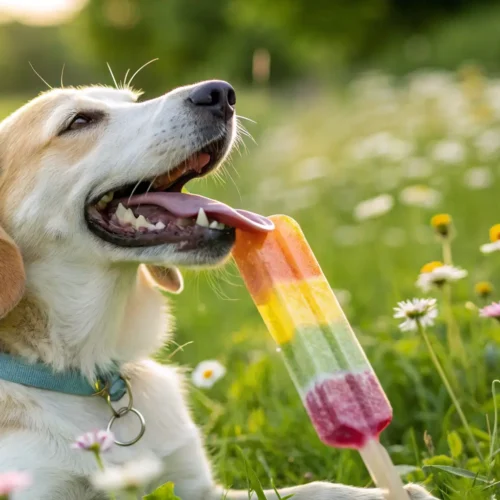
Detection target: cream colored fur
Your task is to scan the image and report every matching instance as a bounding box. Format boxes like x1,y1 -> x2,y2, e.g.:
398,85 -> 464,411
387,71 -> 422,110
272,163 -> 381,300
0,84 -> 435,500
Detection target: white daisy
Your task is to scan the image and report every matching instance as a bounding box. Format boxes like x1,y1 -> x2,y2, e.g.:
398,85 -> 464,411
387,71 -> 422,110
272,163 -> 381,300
431,139 -> 466,165
353,194 -> 394,221
393,298 -> 438,332
399,185 -> 441,208
192,360 -> 226,389
416,263 -> 467,292
463,167 -> 493,190
92,456 -> 163,493
480,224 -> 500,254
481,241 -> 500,254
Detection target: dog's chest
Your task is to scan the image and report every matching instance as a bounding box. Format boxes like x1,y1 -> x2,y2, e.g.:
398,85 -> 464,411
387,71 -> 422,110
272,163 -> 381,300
1,359 -> 198,474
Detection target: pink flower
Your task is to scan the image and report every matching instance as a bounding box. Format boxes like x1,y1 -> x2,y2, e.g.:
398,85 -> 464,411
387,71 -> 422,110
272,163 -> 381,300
0,471 -> 31,496
480,301 -> 500,320
71,430 -> 115,453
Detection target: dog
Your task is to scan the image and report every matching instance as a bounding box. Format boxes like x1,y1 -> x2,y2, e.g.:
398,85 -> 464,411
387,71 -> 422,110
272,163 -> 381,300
0,81 -> 436,499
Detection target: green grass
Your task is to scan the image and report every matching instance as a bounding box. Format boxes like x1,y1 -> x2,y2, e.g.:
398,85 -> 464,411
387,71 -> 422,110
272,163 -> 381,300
159,71 -> 500,499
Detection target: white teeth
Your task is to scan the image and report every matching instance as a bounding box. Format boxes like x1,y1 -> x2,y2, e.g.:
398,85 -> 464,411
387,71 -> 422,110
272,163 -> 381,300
156,221 -> 166,230
196,208 -> 210,227
135,215 -> 150,229
123,208 -> 136,225
209,220 -> 226,231
116,203 -> 127,221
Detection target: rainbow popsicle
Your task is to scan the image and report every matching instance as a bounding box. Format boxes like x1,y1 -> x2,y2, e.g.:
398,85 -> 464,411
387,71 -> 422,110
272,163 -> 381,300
232,215 -> 408,499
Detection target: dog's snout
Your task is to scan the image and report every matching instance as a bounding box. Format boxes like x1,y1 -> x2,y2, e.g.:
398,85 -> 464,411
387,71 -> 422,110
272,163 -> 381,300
188,80 -> 236,121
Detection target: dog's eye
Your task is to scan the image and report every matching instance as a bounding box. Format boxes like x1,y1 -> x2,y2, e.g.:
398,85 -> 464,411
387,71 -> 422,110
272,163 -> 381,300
68,114 -> 93,131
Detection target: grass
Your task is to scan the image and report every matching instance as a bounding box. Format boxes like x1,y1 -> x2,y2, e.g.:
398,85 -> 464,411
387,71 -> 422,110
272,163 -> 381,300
4,70 -> 500,498
159,69 -> 500,499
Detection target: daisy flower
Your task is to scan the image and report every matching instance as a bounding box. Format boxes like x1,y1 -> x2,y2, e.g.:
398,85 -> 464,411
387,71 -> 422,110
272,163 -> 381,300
92,456 -> 163,493
191,360 -> 226,389
71,430 -> 114,453
431,139 -> 466,165
353,194 -> 394,221
480,302 -> 500,321
416,261 -> 467,292
399,185 -> 441,208
480,224 -> 500,254
0,471 -> 31,497
393,298 -> 438,332
430,213 -> 452,237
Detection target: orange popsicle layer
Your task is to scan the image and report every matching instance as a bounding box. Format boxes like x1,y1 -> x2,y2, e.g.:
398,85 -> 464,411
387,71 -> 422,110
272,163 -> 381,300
232,216 -> 323,304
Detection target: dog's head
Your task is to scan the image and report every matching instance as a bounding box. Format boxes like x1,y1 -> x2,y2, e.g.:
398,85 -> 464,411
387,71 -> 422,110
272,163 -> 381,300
0,81 -> 273,315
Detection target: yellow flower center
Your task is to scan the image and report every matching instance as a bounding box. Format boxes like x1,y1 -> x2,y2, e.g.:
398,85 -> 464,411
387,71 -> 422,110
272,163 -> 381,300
475,281 -> 493,296
431,214 -> 451,228
490,224 -> 500,242
202,369 -> 214,379
420,261 -> 444,274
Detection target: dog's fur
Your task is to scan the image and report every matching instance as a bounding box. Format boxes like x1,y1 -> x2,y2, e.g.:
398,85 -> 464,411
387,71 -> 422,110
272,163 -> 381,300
0,84 -> 435,499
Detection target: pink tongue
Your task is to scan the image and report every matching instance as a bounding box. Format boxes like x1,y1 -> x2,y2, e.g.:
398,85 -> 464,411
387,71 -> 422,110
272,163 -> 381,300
125,192 -> 274,233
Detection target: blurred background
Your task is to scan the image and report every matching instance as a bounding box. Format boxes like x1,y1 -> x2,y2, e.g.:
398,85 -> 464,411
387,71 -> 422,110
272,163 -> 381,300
4,1 -> 500,495
2,0 -> 500,93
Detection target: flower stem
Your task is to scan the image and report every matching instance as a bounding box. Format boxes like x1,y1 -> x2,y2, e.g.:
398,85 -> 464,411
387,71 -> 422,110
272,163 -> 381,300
443,284 -> 468,367
92,451 -> 116,500
93,451 -> 105,471
417,321 -> 483,462
441,237 -> 453,266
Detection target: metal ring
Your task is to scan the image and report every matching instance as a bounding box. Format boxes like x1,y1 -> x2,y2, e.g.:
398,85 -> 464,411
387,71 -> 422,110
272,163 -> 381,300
107,407 -> 146,447
106,377 -> 134,418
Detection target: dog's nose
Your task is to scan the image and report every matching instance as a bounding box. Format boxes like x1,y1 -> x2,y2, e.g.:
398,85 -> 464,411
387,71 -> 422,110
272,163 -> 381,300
188,80 -> 236,121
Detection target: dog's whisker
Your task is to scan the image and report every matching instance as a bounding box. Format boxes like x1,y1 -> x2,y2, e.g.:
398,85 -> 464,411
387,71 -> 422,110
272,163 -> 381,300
60,64 -> 66,89
127,58 -> 159,87
106,62 -> 119,89
29,62 -> 52,90
236,114 -> 257,124
123,68 -> 131,88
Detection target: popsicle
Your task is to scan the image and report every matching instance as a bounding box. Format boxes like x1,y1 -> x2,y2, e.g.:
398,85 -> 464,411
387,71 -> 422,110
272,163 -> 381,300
232,214 -> 409,500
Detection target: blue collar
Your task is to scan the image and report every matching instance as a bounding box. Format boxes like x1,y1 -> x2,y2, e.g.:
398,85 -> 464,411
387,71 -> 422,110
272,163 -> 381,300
0,353 -> 127,401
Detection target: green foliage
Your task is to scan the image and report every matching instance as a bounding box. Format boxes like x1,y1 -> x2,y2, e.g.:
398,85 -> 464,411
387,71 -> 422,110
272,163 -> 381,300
144,482 -> 181,500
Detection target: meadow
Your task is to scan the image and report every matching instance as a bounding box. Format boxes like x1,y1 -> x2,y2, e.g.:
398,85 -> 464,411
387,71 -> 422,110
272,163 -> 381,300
169,68 -> 500,499
4,68 -> 500,498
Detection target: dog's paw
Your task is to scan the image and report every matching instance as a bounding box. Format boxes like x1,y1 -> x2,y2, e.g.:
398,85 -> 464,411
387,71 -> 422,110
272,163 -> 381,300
404,483 -> 438,499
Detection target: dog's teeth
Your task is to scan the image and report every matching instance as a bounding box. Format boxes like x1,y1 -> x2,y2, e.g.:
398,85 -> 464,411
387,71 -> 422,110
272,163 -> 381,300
96,192 -> 114,210
195,208 -> 209,227
216,222 -> 226,230
101,192 -> 114,203
156,221 -> 166,230
115,203 -> 127,221
209,220 -> 219,229
135,215 -> 150,229
123,208 -> 137,225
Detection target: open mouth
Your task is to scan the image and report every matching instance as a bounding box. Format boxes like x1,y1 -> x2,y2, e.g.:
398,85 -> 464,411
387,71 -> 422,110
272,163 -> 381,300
85,138 -> 274,250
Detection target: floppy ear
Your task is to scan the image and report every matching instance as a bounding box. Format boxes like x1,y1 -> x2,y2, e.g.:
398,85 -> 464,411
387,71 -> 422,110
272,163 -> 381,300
0,225 -> 25,318
139,264 -> 184,294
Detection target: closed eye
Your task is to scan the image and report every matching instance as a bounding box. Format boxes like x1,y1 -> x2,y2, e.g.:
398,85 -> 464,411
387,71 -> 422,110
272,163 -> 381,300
59,111 -> 106,135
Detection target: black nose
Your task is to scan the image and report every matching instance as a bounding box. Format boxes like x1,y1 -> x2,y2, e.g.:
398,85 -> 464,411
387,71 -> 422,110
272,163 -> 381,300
188,80 -> 236,121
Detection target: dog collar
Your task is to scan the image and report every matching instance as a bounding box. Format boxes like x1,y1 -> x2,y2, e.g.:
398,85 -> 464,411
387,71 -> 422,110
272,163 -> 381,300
0,352 -> 127,401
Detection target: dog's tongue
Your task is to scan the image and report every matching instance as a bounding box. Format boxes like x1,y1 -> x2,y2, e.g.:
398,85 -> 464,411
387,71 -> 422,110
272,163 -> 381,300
126,192 -> 274,233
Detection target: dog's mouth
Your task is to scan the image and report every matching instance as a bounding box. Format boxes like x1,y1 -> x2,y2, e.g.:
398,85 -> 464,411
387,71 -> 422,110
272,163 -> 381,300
85,139 -> 274,250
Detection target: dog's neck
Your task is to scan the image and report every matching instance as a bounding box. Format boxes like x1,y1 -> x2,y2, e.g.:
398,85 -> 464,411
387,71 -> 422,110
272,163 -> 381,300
0,255 -> 170,379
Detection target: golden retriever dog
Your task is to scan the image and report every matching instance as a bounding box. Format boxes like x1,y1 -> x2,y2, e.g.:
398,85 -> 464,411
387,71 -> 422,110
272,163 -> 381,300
0,81 -> 435,499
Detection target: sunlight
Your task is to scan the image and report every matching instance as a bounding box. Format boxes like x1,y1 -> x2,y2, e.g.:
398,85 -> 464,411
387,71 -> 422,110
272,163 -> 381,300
0,0 -> 87,25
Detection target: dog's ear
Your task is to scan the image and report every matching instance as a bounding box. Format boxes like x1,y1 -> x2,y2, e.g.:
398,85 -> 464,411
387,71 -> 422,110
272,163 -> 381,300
139,264 -> 184,294
0,225 -> 25,318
